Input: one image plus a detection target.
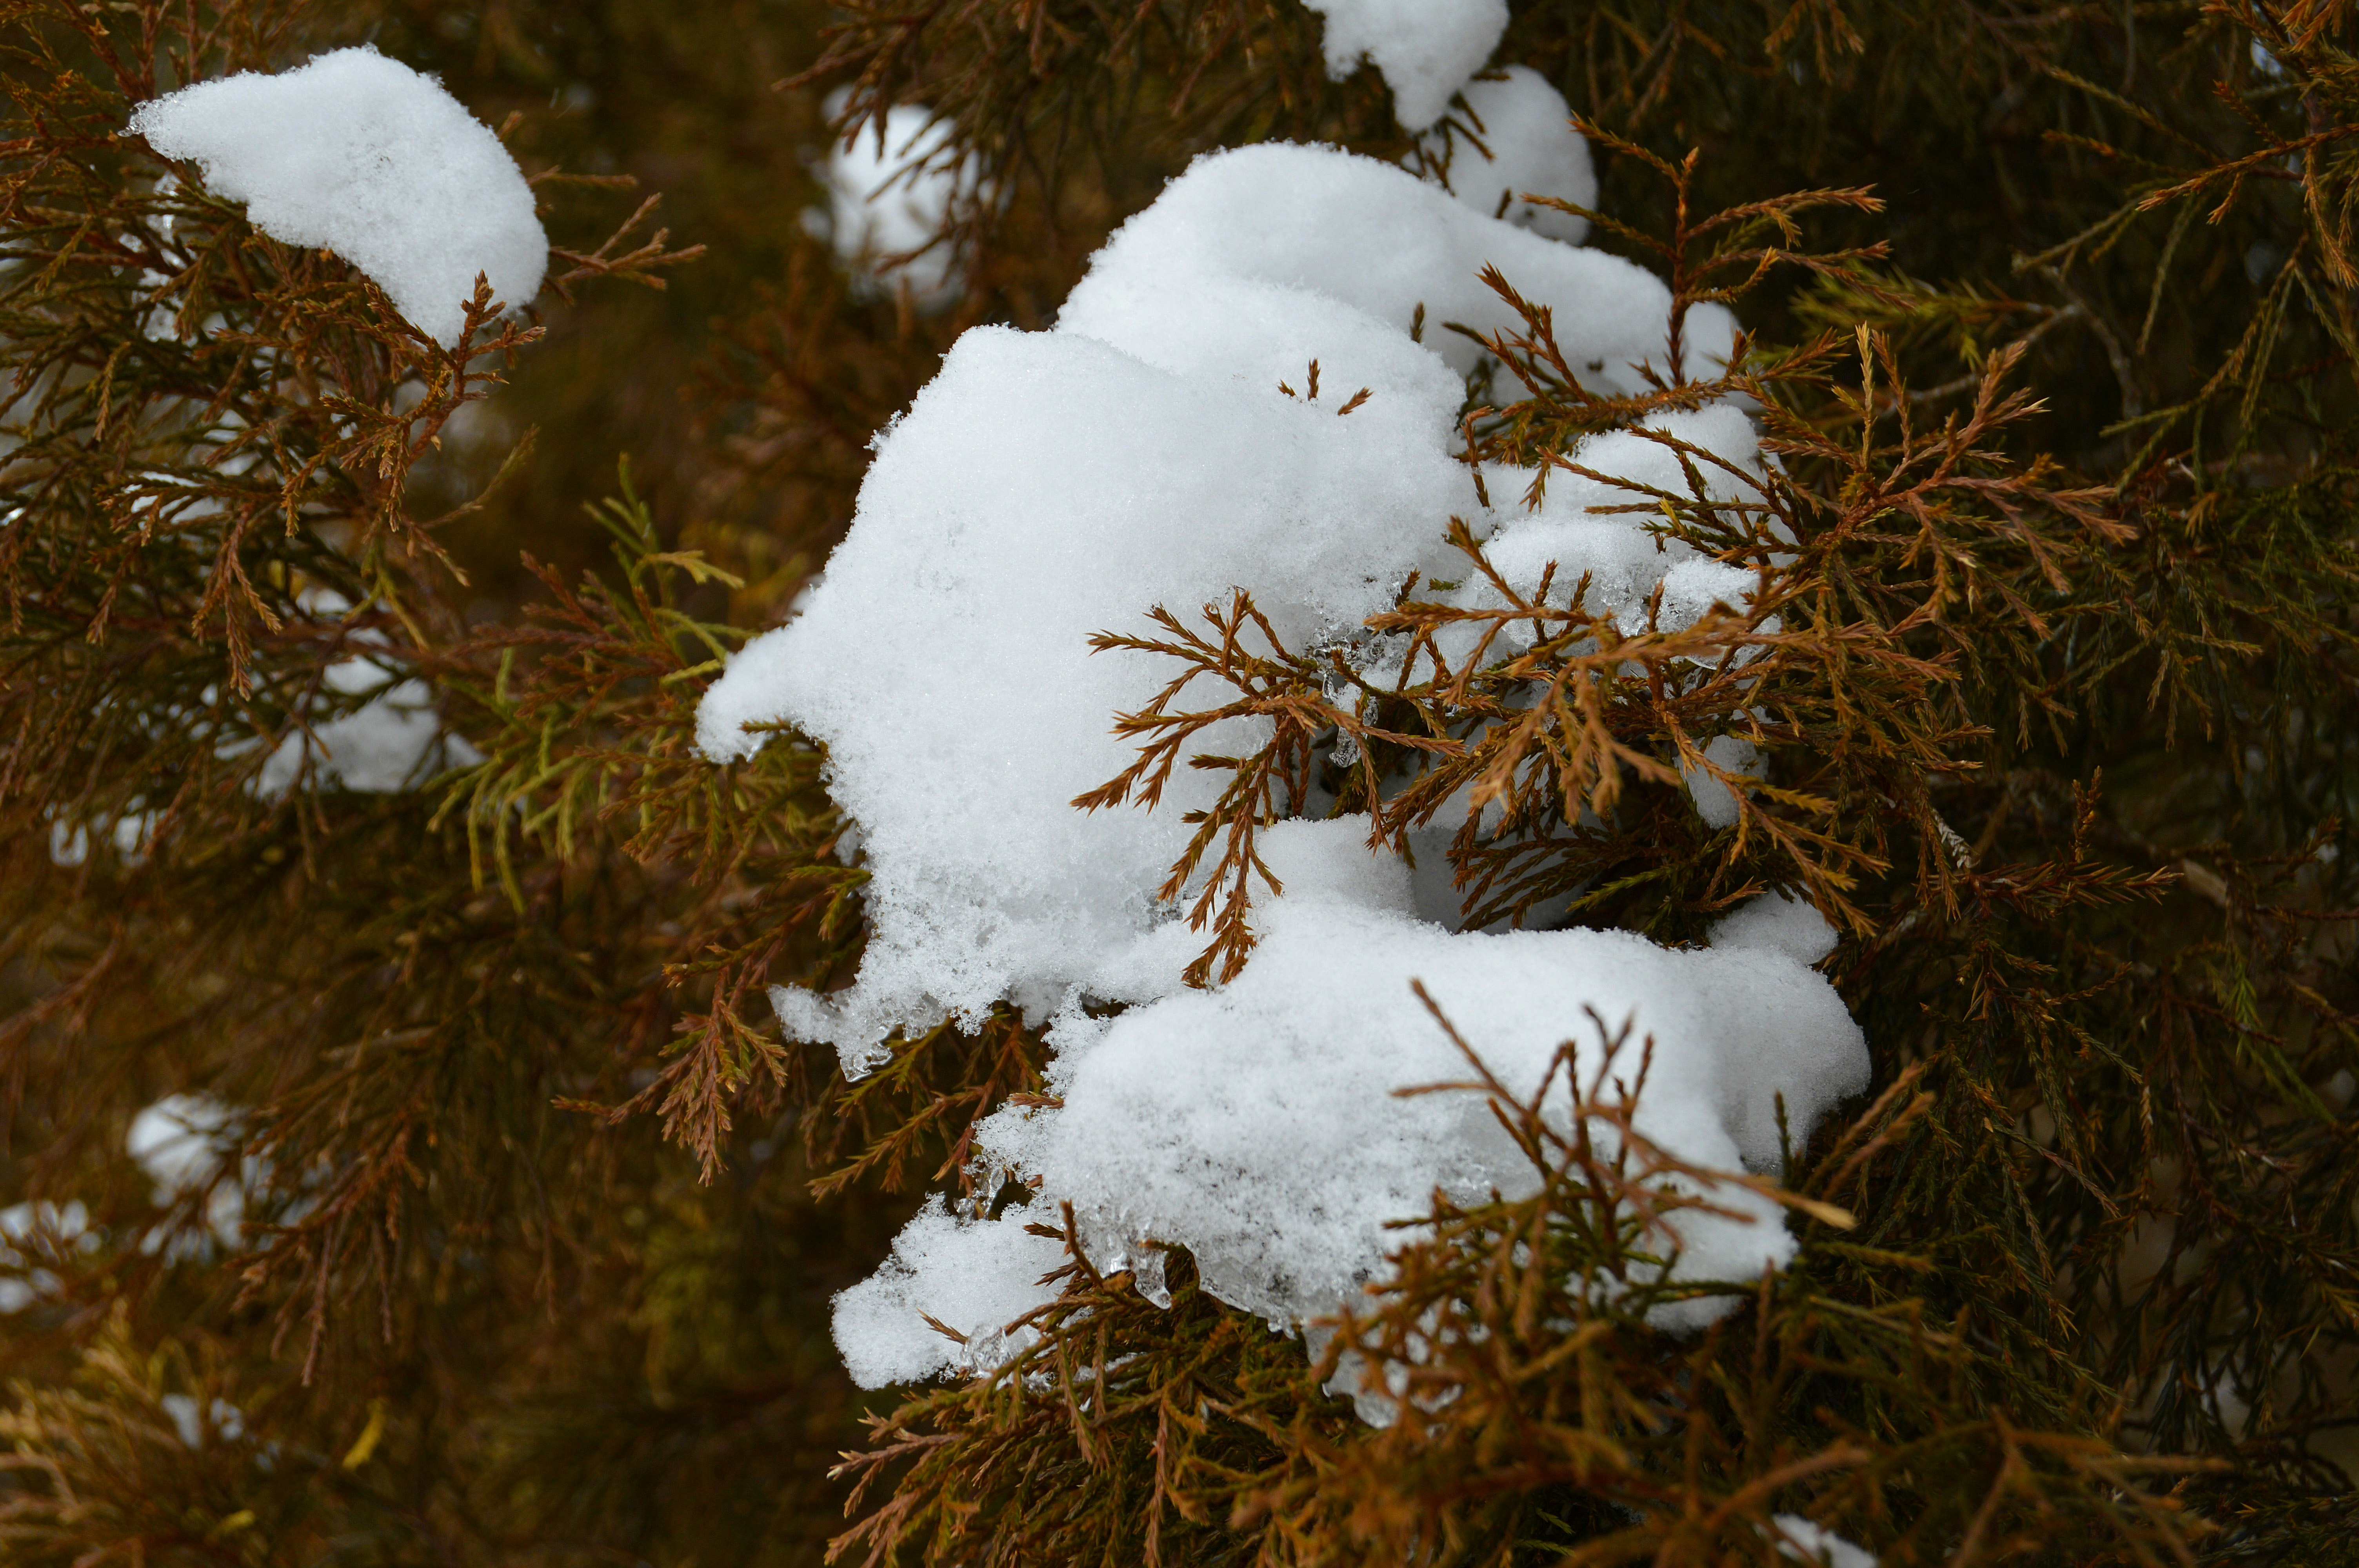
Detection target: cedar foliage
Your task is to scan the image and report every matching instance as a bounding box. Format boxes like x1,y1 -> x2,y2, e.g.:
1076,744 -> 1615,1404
1,0 -> 2355,1564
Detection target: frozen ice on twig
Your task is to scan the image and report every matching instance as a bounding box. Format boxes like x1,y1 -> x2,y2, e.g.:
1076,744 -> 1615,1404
129,46 -> 549,348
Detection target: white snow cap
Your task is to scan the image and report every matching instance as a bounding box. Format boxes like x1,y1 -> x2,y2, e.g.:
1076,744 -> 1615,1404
129,46 -> 549,348
1428,67 -> 1597,243
815,96 -> 981,307
1303,0 -> 1509,129
699,137 -> 1860,1390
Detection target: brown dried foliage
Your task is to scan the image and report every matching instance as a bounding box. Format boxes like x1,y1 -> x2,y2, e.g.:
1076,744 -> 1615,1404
3,1 -> 2359,1565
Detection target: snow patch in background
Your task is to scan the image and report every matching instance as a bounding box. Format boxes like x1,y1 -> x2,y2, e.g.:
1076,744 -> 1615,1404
0,1201 -> 99,1313
129,1093 -> 255,1251
253,656 -> 485,796
162,1393 -> 247,1449
703,132 -> 1860,1387
1303,0 -> 1509,128
251,590 -> 483,797
129,46 -> 548,348
47,809 -> 157,868
813,95 -> 983,307
127,1094 -> 237,1202
0,1094 -> 270,1310
1685,732 -> 1761,830
1772,1515 -> 1879,1568
41,605 -> 474,860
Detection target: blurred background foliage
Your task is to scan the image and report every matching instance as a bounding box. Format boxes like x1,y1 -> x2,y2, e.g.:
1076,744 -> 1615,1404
0,0 -> 2355,1563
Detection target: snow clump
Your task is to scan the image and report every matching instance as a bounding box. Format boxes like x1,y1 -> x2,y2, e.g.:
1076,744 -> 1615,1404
1424,65 -> 1597,242
702,132 -> 1865,1388
129,46 -> 549,348
1303,0 -> 1510,128
833,822 -> 1864,1385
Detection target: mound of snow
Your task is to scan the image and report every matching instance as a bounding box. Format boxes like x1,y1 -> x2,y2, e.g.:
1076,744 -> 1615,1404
700,138 -> 1860,1389
703,141 -> 1739,1063
130,46 -> 548,348
979,822 -> 1862,1339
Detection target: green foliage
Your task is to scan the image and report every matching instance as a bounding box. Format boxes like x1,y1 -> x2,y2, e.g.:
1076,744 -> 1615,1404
3,0 -> 2358,1564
